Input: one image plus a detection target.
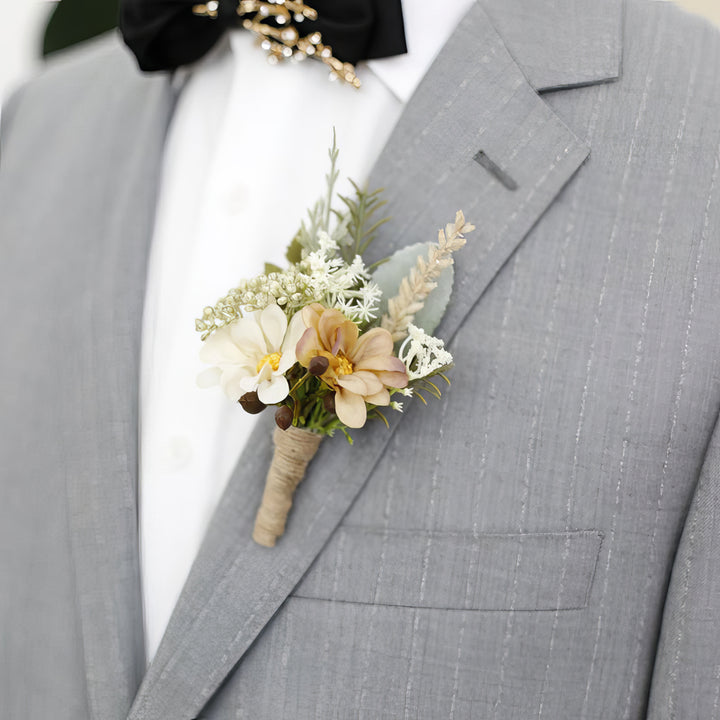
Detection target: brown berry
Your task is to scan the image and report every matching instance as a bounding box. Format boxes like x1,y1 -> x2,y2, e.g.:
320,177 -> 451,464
238,391 -> 266,415
275,405 -> 294,430
308,355 -> 330,376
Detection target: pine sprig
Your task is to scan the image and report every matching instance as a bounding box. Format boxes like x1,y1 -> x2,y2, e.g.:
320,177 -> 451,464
286,133 -> 342,262
381,211 -> 475,342
337,180 -> 389,264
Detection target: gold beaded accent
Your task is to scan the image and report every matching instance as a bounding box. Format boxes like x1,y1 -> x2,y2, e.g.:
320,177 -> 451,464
192,0 -> 361,88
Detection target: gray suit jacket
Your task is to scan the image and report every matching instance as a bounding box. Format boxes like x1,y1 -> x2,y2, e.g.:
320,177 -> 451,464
2,1 -> 720,718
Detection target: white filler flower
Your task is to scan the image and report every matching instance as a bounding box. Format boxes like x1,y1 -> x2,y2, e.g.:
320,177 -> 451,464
198,304 -> 306,404
398,324 -> 454,381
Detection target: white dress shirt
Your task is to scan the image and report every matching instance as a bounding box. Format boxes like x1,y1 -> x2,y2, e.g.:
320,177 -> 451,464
140,0 -> 475,663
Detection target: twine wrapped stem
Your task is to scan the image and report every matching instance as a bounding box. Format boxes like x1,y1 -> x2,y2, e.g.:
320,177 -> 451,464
252,425 -> 323,547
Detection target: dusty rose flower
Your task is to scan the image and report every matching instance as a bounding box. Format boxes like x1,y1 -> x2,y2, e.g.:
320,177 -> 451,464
296,304 -> 408,428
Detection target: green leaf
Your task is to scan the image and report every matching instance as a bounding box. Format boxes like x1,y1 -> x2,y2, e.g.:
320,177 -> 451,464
371,242 -> 454,337
285,235 -> 304,265
264,262 -> 284,275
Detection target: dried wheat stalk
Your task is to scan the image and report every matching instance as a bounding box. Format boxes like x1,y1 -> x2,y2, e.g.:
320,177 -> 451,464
381,211 -> 475,342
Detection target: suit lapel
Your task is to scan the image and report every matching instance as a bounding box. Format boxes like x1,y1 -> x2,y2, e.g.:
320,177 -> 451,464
364,0 -> 594,345
128,4 -> 593,718
59,64 -> 175,719
481,0 -> 623,91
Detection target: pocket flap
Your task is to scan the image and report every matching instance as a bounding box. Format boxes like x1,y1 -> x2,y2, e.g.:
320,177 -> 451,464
293,528 -> 603,611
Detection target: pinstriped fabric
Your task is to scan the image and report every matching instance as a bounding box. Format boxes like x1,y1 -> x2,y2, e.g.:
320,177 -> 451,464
581,12 -> 673,716
124,5 -> 591,718
2,1 -> 720,719
448,239 -> 527,719
647,408 -> 720,719
619,22 -> 706,719
536,87 -> 605,720
480,0 -> 623,90
646,27 -> 720,719
200,2 -> 720,718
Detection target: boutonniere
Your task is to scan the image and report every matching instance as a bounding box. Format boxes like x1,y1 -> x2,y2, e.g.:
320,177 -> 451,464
196,138 -> 474,547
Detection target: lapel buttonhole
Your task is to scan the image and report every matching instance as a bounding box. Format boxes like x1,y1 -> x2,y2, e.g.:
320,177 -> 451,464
473,149 -> 519,191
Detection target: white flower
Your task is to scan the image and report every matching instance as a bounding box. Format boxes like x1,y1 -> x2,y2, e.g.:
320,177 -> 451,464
316,231 -> 338,254
398,324 -> 454,381
198,304 -> 306,404
348,255 -> 369,280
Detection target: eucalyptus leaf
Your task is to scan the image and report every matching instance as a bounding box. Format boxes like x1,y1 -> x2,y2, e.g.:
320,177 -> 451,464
371,242 -> 454,336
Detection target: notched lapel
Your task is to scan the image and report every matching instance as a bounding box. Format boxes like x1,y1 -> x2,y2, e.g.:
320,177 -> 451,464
366,2 -> 590,345
482,0 -> 624,91
129,5 -> 592,719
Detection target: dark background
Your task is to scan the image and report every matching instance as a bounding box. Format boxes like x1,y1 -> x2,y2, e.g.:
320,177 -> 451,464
43,0 -> 119,57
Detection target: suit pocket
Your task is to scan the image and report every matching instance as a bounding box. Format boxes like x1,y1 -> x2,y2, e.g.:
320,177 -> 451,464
293,527 -> 603,611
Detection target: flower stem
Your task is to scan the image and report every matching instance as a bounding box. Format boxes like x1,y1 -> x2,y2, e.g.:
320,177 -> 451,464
289,371 -> 310,396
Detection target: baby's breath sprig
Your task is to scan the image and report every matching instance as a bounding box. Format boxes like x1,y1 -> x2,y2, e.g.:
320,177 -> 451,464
195,233 -> 383,339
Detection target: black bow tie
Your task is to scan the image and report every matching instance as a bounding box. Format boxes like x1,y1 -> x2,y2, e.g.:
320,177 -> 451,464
119,0 -> 407,75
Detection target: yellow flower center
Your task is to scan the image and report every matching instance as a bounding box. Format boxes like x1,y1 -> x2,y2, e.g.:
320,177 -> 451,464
336,353 -> 354,377
256,352 -> 282,374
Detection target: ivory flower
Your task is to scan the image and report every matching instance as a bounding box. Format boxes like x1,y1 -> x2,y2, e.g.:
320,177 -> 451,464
198,304 -> 306,404
296,303 -> 409,428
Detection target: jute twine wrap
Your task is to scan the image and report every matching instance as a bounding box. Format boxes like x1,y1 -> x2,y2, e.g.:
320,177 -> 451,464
252,425 -> 324,547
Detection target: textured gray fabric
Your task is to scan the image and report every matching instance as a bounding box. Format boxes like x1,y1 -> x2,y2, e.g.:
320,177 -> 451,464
481,0 -> 623,90
647,415 -> 720,719
2,1 -> 720,719
293,528 -> 603,610
0,37 -> 174,720
126,10 -> 591,718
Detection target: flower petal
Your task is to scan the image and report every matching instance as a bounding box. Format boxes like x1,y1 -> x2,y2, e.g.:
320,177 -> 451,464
350,327 -> 394,362
259,303 -> 287,350
277,353 -> 296,375
336,373 -> 371,395
373,370 -> 409,389
353,355 -> 408,389
196,366 -> 222,388
364,388 -> 390,407
354,355 -> 408,374
256,362 -> 274,383
338,370 -> 384,396
199,326 -> 245,365
278,310 -> 307,371
295,327 -> 321,366
238,374 -> 259,393
334,387 -> 367,428
230,315 -> 268,357
318,309 -> 356,353
302,303 -> 325,331
257,375 -> 290,404
221,369 -> 252,401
